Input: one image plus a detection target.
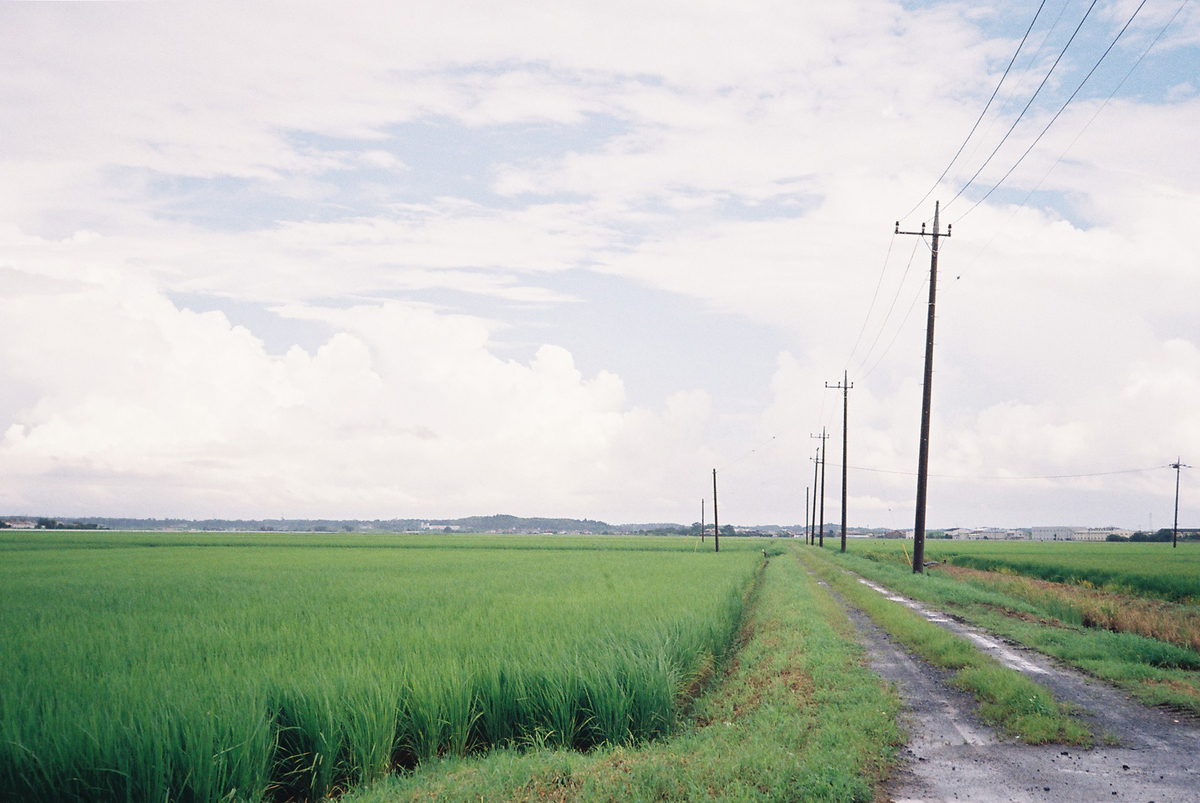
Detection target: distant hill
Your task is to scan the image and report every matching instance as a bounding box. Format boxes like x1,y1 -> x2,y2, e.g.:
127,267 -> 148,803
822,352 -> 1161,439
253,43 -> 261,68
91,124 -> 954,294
1,514 -> 627,534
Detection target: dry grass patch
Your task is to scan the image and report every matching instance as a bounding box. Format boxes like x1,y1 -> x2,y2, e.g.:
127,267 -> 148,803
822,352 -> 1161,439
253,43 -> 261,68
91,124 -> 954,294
941,565 -> 1200,653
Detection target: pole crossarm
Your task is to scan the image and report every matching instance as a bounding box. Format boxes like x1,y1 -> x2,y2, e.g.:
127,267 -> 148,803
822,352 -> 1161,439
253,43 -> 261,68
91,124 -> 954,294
894,222 -> 953,239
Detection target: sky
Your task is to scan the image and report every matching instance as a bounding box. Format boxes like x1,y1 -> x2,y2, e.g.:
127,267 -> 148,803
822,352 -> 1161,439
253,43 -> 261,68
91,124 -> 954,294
2,0 -> 1199,529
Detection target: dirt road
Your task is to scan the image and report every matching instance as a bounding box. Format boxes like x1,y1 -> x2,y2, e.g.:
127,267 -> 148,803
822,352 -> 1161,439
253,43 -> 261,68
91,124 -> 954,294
820,574 -> 1200,803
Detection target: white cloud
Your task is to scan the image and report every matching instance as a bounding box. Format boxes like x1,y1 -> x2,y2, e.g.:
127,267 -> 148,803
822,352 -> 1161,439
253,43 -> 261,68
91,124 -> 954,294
0,0 -> 1197,526
0,275 -> 718,519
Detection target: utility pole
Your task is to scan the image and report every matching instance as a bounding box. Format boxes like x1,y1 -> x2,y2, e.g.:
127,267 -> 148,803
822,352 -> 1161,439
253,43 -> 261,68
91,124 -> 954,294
804,486 -> 809,543
896,201 -> 950,573
1171,458 -> 1190,548
820,427 -> 827,547
827,371 -> 854,552
812,429 -> 829,547
700,498 -> 705,543
810,447 -> 820,545
712,468 -> 720,553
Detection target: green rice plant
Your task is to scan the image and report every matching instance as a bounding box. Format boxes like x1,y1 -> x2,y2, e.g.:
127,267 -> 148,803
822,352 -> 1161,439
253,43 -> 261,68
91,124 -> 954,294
0,532 -> 764,802
343,549 -> 903,803
342,680 -> 399,787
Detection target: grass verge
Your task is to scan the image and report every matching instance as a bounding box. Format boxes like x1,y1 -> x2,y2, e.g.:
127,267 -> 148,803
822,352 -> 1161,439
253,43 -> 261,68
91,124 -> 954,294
822,548 -> 1200,716
797,548 -> 1092,746
940,564 -> 1200,653
343,549 -> 902,803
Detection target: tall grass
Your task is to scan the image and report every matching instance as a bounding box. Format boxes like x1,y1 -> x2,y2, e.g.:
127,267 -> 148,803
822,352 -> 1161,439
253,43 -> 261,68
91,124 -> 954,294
844,539 -> 1200,603
940,565 -> 1200,654
0,533 -> 762,802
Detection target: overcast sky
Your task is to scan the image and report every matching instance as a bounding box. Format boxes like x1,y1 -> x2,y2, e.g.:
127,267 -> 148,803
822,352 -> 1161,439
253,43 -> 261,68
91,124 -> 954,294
2,0 -> 1198,529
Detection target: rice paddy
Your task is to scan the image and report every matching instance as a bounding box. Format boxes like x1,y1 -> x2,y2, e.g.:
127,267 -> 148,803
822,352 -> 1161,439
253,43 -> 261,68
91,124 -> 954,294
0,532 -> 765,803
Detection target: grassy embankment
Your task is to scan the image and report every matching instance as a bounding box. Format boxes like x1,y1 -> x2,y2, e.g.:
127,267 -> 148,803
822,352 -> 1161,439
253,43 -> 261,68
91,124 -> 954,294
345,547 -> 903,803
0,533 -> 764,802
820,541 -> 1200,714
797,547 -> 1093,745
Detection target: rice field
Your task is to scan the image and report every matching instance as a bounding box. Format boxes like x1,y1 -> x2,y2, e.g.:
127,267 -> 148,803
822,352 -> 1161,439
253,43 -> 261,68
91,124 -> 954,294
0,532 -> 765,803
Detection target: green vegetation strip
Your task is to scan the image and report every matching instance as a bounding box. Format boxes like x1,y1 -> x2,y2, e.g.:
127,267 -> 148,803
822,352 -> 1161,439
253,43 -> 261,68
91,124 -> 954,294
822,546 -> 1200,715
843,539 -> 1200,605
931,542 -> 1200,604
797,548 -> 1092,746
0,534 -> 765,803
345,549 -> 902,803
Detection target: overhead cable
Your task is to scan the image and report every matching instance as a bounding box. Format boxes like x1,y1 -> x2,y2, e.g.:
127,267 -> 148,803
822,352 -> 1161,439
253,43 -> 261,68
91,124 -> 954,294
900,0 -> 1049,222
850,236 -> 922,379
954,0 -> 1156,222
839,463 -> 1167,480
843,230 -> 897,372
946,0 -> 1101,209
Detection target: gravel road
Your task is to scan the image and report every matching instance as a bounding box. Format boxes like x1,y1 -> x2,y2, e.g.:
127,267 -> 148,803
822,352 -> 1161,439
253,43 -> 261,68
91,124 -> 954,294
816,573 -> 1200,803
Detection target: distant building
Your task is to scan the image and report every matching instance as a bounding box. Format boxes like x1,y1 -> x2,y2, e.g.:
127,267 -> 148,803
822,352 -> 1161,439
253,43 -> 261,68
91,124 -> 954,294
1073,527 -> 1133,541
946,527 -> 1028,540
1031,526 -> 1077,541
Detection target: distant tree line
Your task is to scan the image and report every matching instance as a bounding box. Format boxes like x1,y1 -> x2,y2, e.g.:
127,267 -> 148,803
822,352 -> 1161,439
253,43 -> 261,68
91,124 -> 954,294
33,518 -> 106,530
1107,529 -> 1199,542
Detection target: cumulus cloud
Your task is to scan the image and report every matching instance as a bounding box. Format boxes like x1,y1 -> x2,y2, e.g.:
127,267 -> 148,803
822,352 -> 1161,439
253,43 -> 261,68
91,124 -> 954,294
0,0 -> 1197,525
0,269 -> 719,519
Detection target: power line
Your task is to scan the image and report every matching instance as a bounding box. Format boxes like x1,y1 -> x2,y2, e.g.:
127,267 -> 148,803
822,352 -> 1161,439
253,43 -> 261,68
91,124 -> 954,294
946,0 -> 1101,209
850,236 -> 922,379
839,463 -> 1167,480
954,0 -> 1075,183
900,0 -> 1049,223
857,273 -> 929,383
718,434 -> 779,473
942,0 -> 1189,281
953,0 -> 1154,221
843,230 -> 897,372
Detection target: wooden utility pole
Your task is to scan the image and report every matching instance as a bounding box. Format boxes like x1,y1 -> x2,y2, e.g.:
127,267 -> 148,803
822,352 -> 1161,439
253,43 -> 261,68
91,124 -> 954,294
819,428 -> 827,547
1171,458 -> 1190,548
812,429 -> 829,547
827,371 -> 854,552
804,486 -> 809,543
810,448 -> 820,544
712,468 -> 720,553
896,202 -> 950,573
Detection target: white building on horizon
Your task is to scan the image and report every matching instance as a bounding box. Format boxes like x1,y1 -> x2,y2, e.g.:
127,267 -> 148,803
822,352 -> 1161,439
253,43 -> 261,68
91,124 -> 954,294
1031,526 -> 1076,541
1073,526 -> 1135,541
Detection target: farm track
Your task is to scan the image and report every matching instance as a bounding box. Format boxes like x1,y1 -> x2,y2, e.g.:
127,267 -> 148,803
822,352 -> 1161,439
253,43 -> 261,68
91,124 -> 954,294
810,568 -> 1200,803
